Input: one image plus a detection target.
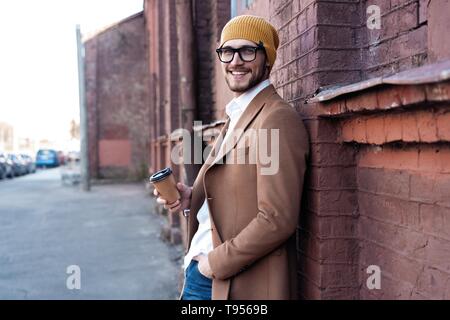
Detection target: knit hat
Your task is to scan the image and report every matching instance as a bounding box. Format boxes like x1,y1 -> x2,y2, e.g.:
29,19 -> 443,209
219,15 -> 280,66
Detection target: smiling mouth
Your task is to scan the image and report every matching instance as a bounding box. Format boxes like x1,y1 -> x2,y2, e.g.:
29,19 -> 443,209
229,70 -> 250,79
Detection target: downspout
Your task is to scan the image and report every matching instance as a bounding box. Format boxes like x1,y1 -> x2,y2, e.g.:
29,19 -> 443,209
176,0 -> 199,185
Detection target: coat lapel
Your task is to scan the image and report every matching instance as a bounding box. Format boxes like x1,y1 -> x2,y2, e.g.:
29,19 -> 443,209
206,85 -> 277,169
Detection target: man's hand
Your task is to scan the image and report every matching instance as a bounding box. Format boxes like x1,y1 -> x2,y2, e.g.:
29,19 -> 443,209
154,182 -> 192,214
197,255 -> 214,279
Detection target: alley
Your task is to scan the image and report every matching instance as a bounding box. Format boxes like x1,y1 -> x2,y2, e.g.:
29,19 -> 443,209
0,168 -> 181,299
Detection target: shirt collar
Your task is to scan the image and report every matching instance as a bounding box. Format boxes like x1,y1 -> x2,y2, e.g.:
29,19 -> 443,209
225,79 -> 271,119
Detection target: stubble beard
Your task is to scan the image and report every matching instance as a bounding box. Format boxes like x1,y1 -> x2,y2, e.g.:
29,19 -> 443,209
225,65 -> 267,94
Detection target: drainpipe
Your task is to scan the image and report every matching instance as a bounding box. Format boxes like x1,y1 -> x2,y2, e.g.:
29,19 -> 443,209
76,25 -> 90,191
176,0 -> 199,185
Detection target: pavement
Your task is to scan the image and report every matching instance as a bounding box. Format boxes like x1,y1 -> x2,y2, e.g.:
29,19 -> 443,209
0,167 -> 183,299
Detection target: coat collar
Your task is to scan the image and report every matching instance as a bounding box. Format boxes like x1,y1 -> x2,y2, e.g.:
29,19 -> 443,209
205,84 -> 277,170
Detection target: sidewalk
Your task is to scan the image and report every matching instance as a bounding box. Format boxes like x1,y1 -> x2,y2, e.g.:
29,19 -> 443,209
0,168 -> 183,299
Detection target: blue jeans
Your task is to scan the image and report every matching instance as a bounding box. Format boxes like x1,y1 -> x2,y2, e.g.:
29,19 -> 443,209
181,260 -> 212,300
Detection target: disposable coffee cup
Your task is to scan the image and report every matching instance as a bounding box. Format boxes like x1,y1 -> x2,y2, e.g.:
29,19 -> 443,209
149,167 -> 180,204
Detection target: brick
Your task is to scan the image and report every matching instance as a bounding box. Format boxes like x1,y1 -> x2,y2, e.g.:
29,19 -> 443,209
321,263 -> 359,289
298,229 -> 319,258
377,86 -> 403,110
381,1 -> 418,39
356,167 -> 379,193
360,240 -> 424,287
300,212 -> 358,240
437,147 -> 450,174
359,192 -> 420,230
298,248 -> 322,285
446,280 -> 450,300
317,25 -> 355,48
360,216 -> 429,260
346,91 -> 379,112
418,146 -> 450,173
341,119 -> 354,142
360,272 -> 415,299
390,25 -> 428,62
416,266 -> 450,299
376,169 -> 410,199
306,190 -> 358,215
298,272 -> 323,299
310,143 -> 356,166
298,231 -> 359,265
417,110 -> 438,142
304,119 -> 338,142
321,287 -> 359,300
307,167 -> 357,190
384,113 -> 403,142
436,110 -> 450,141
410,172 -> 450,207
420,204 -> 450,239
365,0 -> 390,14
326,100 -> 348,116
353,118 -> 367,142
401,114 -> 420,142
321,238 -> 359,265
397,85 -> 427,106
317,1 -> 359,25
358,146 -> 419,171
425,82 -> 450,102
425,237 -> 450,274
366,116 -> 386,145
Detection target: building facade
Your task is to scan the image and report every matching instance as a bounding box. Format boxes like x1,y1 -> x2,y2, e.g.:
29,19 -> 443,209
85,12 -> 150,180
85,0 -> 450,299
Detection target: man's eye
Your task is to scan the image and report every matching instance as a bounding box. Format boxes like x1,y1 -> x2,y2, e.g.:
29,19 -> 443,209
241,48 -> 255,55
222,49 -> 233,55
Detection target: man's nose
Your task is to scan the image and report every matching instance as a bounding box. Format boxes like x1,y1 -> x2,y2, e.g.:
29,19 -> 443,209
229,52 -> 244,66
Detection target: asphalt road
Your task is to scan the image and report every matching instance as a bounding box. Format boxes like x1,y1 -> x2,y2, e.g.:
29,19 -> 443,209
0,168 -> 182,299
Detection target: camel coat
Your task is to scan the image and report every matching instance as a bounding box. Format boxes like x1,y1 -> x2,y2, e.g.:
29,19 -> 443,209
183,85 -> 309,300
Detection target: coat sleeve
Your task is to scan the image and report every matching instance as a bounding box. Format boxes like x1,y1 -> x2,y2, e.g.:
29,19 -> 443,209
208,105 -> 309,280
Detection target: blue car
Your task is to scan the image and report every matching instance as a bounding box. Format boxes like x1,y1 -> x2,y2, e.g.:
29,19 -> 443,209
35,149 -> 60,168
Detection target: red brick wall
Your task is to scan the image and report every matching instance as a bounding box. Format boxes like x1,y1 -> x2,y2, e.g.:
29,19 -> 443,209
85,12 -> 150,180
361,0 -> 428,78
317,81 -> 450,299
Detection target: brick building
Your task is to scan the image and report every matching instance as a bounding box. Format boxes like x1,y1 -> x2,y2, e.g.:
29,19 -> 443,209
86,0 -> 450,299
84,12 -> 150,180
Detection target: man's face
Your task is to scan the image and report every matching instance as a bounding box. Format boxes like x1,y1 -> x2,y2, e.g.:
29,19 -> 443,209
219,39 -> 269,96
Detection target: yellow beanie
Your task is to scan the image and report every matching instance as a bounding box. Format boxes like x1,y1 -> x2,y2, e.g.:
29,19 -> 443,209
219,15 -> 280,66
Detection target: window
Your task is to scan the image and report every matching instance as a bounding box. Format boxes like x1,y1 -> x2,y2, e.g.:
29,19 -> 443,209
231,0 -> 255,17
244,0 -> 254,8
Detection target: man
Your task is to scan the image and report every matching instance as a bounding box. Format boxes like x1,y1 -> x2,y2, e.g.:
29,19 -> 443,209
155,15 -> 309,300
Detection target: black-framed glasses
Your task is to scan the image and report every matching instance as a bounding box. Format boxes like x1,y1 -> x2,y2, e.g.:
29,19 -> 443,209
216,42 -> 264,63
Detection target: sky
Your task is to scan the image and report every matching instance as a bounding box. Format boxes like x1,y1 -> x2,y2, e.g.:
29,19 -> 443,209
0,0 -> 144,150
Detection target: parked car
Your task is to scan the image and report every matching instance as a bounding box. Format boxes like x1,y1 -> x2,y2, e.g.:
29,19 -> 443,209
0,155 -> 6,179
0,152 -> 14,178
7,154 -> 27,176
35,149 -> 60,168
19,154 -> 36,174
67,151 -> 80,163
57,151 -> 66,166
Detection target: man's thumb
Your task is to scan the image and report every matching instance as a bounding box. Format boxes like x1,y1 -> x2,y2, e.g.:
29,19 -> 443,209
177,182 -> 185,191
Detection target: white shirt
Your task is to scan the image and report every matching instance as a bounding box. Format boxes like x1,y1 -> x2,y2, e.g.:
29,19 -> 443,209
183,79 -> 271,270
